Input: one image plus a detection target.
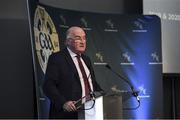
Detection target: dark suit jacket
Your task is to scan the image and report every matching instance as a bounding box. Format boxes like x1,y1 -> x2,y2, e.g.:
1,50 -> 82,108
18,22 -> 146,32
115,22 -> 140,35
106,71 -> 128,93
43,48 -> 102,119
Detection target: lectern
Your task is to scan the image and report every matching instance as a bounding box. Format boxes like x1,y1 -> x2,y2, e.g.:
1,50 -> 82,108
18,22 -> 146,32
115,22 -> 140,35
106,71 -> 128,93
103,94 -> 123,119
78,93 -> 123,119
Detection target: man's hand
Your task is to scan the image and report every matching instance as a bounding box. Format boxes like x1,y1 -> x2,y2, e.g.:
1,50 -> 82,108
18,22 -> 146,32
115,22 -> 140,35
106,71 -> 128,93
63,101 -> 77,112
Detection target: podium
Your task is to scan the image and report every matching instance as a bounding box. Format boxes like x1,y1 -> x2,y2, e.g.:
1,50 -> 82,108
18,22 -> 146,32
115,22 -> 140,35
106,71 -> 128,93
103,94 -> 123,119
78,92 -> 123,119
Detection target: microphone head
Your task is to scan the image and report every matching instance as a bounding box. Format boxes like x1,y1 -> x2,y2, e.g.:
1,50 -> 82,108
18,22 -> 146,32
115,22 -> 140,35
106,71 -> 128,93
132,90 -> 139,97
105,64 -> 111,69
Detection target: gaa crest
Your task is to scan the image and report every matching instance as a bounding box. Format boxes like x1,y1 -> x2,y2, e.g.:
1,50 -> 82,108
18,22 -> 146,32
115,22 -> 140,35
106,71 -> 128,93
34,5 -> 60,73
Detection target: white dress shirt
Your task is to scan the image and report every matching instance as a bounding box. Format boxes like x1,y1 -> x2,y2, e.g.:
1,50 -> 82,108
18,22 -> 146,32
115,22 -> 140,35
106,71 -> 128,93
67,47 -> 94,99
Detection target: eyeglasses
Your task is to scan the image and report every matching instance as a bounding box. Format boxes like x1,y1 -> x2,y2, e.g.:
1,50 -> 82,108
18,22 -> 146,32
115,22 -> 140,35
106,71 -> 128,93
69,36 -> 86,42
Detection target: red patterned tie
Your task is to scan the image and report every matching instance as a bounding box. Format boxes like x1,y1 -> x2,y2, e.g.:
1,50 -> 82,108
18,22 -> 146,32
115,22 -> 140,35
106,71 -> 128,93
76,55 -> 91,97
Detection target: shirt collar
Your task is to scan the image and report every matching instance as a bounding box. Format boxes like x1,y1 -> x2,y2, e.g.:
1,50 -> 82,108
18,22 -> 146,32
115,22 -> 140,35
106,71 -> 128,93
67,47 -> 78,58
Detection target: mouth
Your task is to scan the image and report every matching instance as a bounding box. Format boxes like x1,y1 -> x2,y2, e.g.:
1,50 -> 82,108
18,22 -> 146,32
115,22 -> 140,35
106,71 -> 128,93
79,43 -> 85,47
79,45 -> 84,47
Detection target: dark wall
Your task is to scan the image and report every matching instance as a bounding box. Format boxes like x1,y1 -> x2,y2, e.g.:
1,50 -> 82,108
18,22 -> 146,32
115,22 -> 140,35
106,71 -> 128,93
163,75 -> 173,118
163,74 -> 180,119
175,76 -> 180,118
0,19 -> 35,118
124,0 -> 143,13
0,0 -> 36,118
39,0 -> 143,14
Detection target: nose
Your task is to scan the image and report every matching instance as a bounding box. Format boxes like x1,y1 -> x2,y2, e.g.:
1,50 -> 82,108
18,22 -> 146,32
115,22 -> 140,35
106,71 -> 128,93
80,38 -> 86,43
81,36 -> 86,41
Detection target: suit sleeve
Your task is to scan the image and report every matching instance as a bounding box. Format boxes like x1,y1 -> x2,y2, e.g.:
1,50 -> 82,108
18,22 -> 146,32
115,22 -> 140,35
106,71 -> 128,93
43,54 -> 66,111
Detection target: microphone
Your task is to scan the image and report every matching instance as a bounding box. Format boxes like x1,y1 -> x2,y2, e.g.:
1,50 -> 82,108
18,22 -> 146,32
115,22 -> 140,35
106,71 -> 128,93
105,64 -> 140,103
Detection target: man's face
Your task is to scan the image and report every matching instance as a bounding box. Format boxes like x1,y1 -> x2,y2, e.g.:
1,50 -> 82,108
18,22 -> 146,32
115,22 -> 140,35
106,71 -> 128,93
67,28 -> 86,54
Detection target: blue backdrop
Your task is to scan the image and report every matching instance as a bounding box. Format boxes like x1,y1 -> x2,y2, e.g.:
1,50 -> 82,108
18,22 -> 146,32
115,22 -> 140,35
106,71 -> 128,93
28,1 -> 163,119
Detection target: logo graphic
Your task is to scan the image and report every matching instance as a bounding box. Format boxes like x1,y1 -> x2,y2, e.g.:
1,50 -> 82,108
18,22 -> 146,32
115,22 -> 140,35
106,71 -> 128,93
80,17 -> 92,31
60,15 -> 66,25
111,85 -> 129,93
132,18 -> 147,32
121,52 -> 134,65
94,52 -> 107,65
34,6 -> 60,73
80,17 -> 88,28
138,84 -> 146,95
137,84 -> 150,98
59,15 -> 69,28
106,19 -> 114,29
122,52 -> 131,62
149,52 -> 162,65
133,19 -> 144,30
104,19 -> 118,32
151,52 -> 159,62
134,21 -> 143,29
95,52 -> 104,62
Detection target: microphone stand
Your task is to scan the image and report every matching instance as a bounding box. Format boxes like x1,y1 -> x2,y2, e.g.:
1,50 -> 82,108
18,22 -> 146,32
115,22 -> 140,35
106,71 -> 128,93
105,64 -> 140,110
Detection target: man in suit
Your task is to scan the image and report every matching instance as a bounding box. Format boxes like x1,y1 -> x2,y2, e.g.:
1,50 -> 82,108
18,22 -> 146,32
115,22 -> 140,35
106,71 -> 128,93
43,26 -> 102,119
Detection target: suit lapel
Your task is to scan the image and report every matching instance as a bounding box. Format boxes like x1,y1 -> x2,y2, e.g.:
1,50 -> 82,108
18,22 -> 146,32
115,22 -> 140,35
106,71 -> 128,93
63,48 -> 79,80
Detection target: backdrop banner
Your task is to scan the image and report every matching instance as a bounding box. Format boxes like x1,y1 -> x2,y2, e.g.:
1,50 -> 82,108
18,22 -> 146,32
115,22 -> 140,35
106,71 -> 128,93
27,1 -> 163,119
